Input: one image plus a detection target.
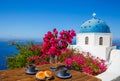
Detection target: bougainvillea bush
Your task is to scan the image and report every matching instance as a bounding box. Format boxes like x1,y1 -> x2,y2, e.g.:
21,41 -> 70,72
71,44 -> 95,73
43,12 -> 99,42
7,28 -> 107,75
64,52 -> 107,75
28,47 -> 107,75
42,28 -> 76,56
28,28 -> 76,65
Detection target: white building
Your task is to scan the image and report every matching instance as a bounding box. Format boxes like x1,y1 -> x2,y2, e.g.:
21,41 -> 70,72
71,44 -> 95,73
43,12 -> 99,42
71,13 -> 120,61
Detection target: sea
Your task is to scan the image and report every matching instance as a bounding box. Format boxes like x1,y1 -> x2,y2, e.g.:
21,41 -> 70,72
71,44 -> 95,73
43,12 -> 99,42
0,41 -> 41,70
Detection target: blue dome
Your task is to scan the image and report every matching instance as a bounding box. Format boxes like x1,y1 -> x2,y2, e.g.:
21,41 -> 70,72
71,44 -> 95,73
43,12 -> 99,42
79,17 -> 111,33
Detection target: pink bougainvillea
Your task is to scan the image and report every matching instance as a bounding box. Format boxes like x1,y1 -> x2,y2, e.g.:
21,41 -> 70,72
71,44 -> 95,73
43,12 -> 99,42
65,58 -> 73,66
30,44 -> 43,55
28,54 -> 49,65
64,52 -> 107,75
30,44 -> 43,51
42,28 -> 76,56
28,28 -> 76,65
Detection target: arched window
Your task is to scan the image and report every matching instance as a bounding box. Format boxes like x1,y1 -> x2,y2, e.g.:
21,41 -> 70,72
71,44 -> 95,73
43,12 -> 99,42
99,37 -> 103,45
85,37 -> 89,45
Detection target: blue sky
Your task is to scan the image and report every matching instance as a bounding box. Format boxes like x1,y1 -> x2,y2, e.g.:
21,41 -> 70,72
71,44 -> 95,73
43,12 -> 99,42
0,0 -> 120,40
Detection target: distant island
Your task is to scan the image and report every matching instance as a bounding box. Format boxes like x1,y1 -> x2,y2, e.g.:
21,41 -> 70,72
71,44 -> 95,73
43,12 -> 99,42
0,38 -> 43,43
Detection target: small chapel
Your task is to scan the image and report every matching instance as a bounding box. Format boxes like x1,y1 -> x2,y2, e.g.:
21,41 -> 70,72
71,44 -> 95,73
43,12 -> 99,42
71,13 -> 120,61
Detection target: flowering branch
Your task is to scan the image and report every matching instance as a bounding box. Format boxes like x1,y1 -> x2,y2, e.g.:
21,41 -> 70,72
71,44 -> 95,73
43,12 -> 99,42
42,28 -> 76,56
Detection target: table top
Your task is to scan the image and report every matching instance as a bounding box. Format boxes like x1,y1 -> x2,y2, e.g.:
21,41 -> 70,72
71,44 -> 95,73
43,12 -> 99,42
0,64 -> 101,81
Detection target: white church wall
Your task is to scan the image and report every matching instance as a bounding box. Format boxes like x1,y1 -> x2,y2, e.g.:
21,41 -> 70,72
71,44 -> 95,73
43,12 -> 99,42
70,44 -> 118,61
82,46 -> 108,60
93,46 -> 107,59
77,33 -> 95,46
71,44 -> 105,58
78,45 -> 94,54
94,33 -> 112,47
93,46 -> 115,60
77,33 -> 111,47
75,33 -> 112,60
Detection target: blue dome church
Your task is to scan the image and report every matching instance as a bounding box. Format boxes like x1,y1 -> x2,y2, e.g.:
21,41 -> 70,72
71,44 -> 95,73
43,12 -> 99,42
71,13 -> 116,60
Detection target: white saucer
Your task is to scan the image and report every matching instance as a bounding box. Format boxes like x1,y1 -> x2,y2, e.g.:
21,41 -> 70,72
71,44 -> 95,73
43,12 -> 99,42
56,72 -> 72,79
25,68 -> 39,75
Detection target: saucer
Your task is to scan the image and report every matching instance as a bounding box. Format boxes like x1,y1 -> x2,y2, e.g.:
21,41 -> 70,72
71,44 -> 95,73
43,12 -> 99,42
25,68 -> 39,75
56,72 -> 72,79
35,76 -> 54,81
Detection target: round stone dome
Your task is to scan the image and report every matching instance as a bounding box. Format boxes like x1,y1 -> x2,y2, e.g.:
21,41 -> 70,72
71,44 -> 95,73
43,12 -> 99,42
79,15 -> 111,33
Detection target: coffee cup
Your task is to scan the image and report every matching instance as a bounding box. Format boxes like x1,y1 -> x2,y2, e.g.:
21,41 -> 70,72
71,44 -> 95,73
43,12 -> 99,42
27,64 -> 35,72
59,67 -> 68,76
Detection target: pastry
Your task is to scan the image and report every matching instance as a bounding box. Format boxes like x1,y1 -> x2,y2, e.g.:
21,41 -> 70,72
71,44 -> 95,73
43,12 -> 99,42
36,71 -> 45,79
44,70 -> 53,78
